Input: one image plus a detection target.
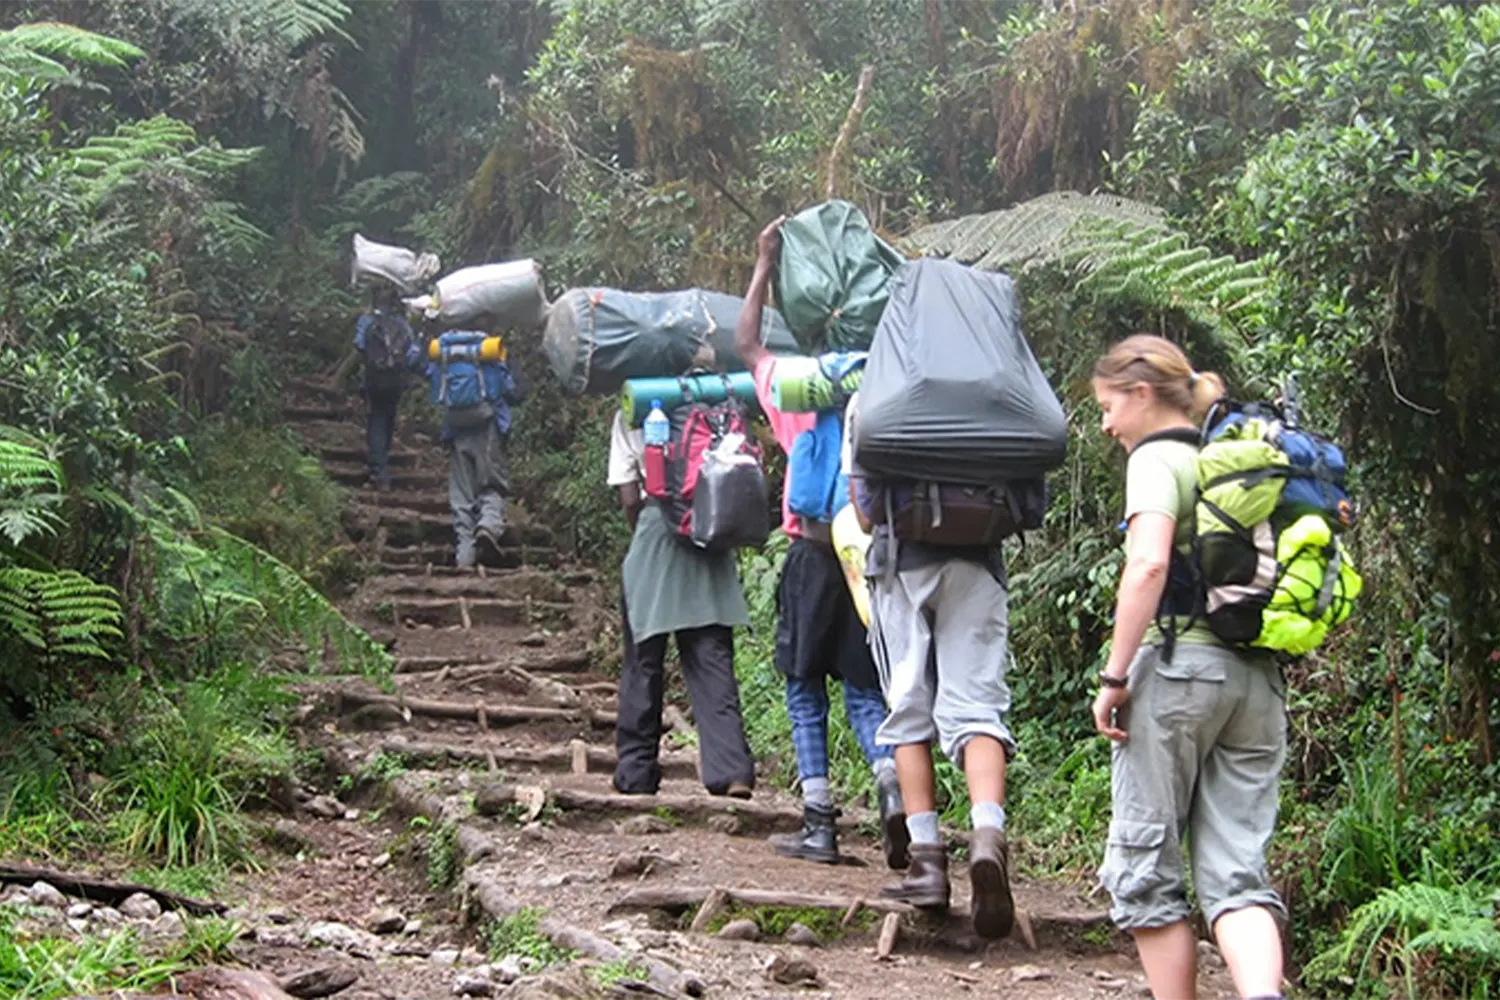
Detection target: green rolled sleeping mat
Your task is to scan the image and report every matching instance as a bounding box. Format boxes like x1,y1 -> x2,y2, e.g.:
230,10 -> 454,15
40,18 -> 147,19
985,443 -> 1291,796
620,372 -> 760,426
769,353 -> 867,413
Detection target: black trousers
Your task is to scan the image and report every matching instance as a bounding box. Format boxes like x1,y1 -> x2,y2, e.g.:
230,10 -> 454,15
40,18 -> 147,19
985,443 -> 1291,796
365,385 -> 402,484
615,591 -> 755,795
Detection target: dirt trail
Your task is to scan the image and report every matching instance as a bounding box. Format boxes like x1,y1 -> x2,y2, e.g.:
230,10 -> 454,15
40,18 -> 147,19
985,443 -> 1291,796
280,377 -> 1239,999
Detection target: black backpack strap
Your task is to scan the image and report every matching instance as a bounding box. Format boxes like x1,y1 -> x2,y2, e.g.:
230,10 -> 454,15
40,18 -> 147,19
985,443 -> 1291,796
1135,427 -> 1202,450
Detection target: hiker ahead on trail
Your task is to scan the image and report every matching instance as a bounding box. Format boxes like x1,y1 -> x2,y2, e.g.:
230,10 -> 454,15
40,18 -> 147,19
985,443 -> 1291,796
848,258 -> 1067,941
733,218 -> 905,870
422,329 -> 524,569
607,410 -> 757,799
1091,335 -> 1296,1000
354,285 -> 416,490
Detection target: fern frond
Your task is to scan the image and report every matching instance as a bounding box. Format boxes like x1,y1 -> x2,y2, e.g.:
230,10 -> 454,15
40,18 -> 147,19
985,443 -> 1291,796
0,22 -> 142,81
0,567 -> 122,658
905,192 -> 1274,368
263,0 -> 354,46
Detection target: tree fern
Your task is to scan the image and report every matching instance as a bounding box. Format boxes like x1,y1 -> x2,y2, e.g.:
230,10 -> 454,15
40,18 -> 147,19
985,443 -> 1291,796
0,22 -> 142,81
69,116 -> 261,207
903,192 -> 1272,369
1306,880 -> 1500,998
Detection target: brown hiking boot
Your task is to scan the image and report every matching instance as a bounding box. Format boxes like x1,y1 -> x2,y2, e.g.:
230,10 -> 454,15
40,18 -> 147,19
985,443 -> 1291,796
968,826 -> 1015,939
878,843 -> 950,910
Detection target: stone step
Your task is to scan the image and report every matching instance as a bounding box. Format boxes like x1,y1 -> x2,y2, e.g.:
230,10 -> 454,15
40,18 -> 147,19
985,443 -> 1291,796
372,596 -> 574,630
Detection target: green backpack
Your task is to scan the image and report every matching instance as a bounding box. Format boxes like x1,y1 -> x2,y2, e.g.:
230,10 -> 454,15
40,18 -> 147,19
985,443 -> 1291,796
1151,387 -> 1363,657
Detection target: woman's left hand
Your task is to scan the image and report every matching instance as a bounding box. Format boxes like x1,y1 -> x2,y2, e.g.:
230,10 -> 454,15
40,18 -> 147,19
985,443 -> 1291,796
1093,686 -> 1130,742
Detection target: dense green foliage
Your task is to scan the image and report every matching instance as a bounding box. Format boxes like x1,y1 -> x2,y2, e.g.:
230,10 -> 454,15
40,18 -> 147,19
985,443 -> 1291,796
0,1 -> 1496,994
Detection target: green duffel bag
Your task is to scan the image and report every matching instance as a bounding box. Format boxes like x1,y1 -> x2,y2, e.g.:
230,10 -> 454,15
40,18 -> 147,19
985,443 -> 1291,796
774,200 -> 906,352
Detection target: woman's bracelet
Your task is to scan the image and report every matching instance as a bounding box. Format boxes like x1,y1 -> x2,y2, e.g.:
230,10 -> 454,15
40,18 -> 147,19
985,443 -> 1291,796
1098,672 -> 1128,690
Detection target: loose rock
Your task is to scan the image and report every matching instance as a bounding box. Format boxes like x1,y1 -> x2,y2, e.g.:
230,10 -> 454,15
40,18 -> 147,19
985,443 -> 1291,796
1196,938 -> 1226,970
430,948 -> 461,967
267,908 -> 295,925
306,921 -> 376,955
27,881 -> 68,909
615,815 -> 673,836
495,955 -> 524,984
716,919 -> 760,942
784,922 -> 821,947
1010,964 -> 1054,983
366,906 -> 407,935
119,892 -> 162,921
151,911 -> 187,939
372,852 -> 392,869
279,964 -> 360,999
257,926 -> 303,948
92,906 -> 124,925
765,954 -> 820,986
305,794 -> 345,820
705,814 -> 742,836
67,917 -> 89,935
452,971 -> 493,997
402,919 -> 423,935
67,901 -> 94,919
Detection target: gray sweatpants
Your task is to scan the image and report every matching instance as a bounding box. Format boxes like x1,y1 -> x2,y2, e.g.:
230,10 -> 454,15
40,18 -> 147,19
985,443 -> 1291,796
449,422 -> 508,567
1097,642 -> 1287,930
868,558 -> 1015,765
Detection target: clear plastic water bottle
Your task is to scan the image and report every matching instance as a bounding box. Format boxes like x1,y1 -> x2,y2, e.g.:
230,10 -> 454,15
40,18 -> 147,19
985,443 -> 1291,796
643,400 -> 669,497
643,399 -> 670,446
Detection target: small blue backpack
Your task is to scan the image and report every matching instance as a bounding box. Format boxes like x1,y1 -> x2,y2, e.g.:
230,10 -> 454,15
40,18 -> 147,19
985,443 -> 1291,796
431,331 -> 495,428
785,353 -> 865,524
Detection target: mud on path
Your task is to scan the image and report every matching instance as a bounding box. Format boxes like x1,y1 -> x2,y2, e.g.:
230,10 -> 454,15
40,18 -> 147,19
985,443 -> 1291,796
263,376 -> 1240,1000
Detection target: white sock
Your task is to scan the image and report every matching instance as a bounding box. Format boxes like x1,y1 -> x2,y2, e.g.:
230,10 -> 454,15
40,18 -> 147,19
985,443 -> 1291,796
906,810 -> 940,846
802,776 -> 831,809
971,801 -> 1006,831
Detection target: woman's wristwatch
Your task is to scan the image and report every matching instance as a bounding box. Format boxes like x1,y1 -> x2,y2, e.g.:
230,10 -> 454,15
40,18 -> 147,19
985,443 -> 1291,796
1098,672 -> 1128,689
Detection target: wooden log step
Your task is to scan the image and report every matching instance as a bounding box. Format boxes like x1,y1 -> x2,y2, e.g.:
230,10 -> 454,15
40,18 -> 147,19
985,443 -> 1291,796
370,738 -> 696,779
283,404 -> 351,423
473,784 -> 859,835
379,546 -> 563,571
394,663 -> 610,706
323,461 -> 444,490
380,597 -> 573,630
317,443 -> 420,467
607,884 -> 912,918
370,571 -> 573,603
331,689 -> 615,729
380,514 -> 555,550
393,649 -> 591,675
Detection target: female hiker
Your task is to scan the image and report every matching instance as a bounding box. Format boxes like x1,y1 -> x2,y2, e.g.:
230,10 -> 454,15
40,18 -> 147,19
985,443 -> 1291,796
1091,335 -> 1288,1000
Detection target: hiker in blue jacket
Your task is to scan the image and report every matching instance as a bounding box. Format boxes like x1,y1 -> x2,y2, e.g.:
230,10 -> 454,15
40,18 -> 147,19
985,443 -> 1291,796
353,285 -> 415,489
421,331 -> 524,569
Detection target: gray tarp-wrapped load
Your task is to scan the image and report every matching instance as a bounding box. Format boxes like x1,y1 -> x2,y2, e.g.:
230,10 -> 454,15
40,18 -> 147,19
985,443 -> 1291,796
350,233 -> 441,294
544,287 -> 801,396
406,260 -> 549,330
854,258 -> 1067,484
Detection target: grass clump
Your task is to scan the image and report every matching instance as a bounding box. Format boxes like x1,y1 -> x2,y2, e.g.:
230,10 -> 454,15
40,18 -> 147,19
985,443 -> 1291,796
695,903 -> 876,940
484,908 -> 575,968
588,957 -> 652,987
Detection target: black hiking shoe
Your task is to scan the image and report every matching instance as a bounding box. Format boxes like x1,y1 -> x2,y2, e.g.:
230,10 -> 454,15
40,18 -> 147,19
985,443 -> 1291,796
877,771 -> 910,870
475,525 -> 506,565
769,803 -> 841,864
968,826 -> 1015,940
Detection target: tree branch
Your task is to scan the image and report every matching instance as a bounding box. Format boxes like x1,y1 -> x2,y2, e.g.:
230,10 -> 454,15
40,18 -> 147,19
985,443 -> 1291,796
826,64 -> 876,202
